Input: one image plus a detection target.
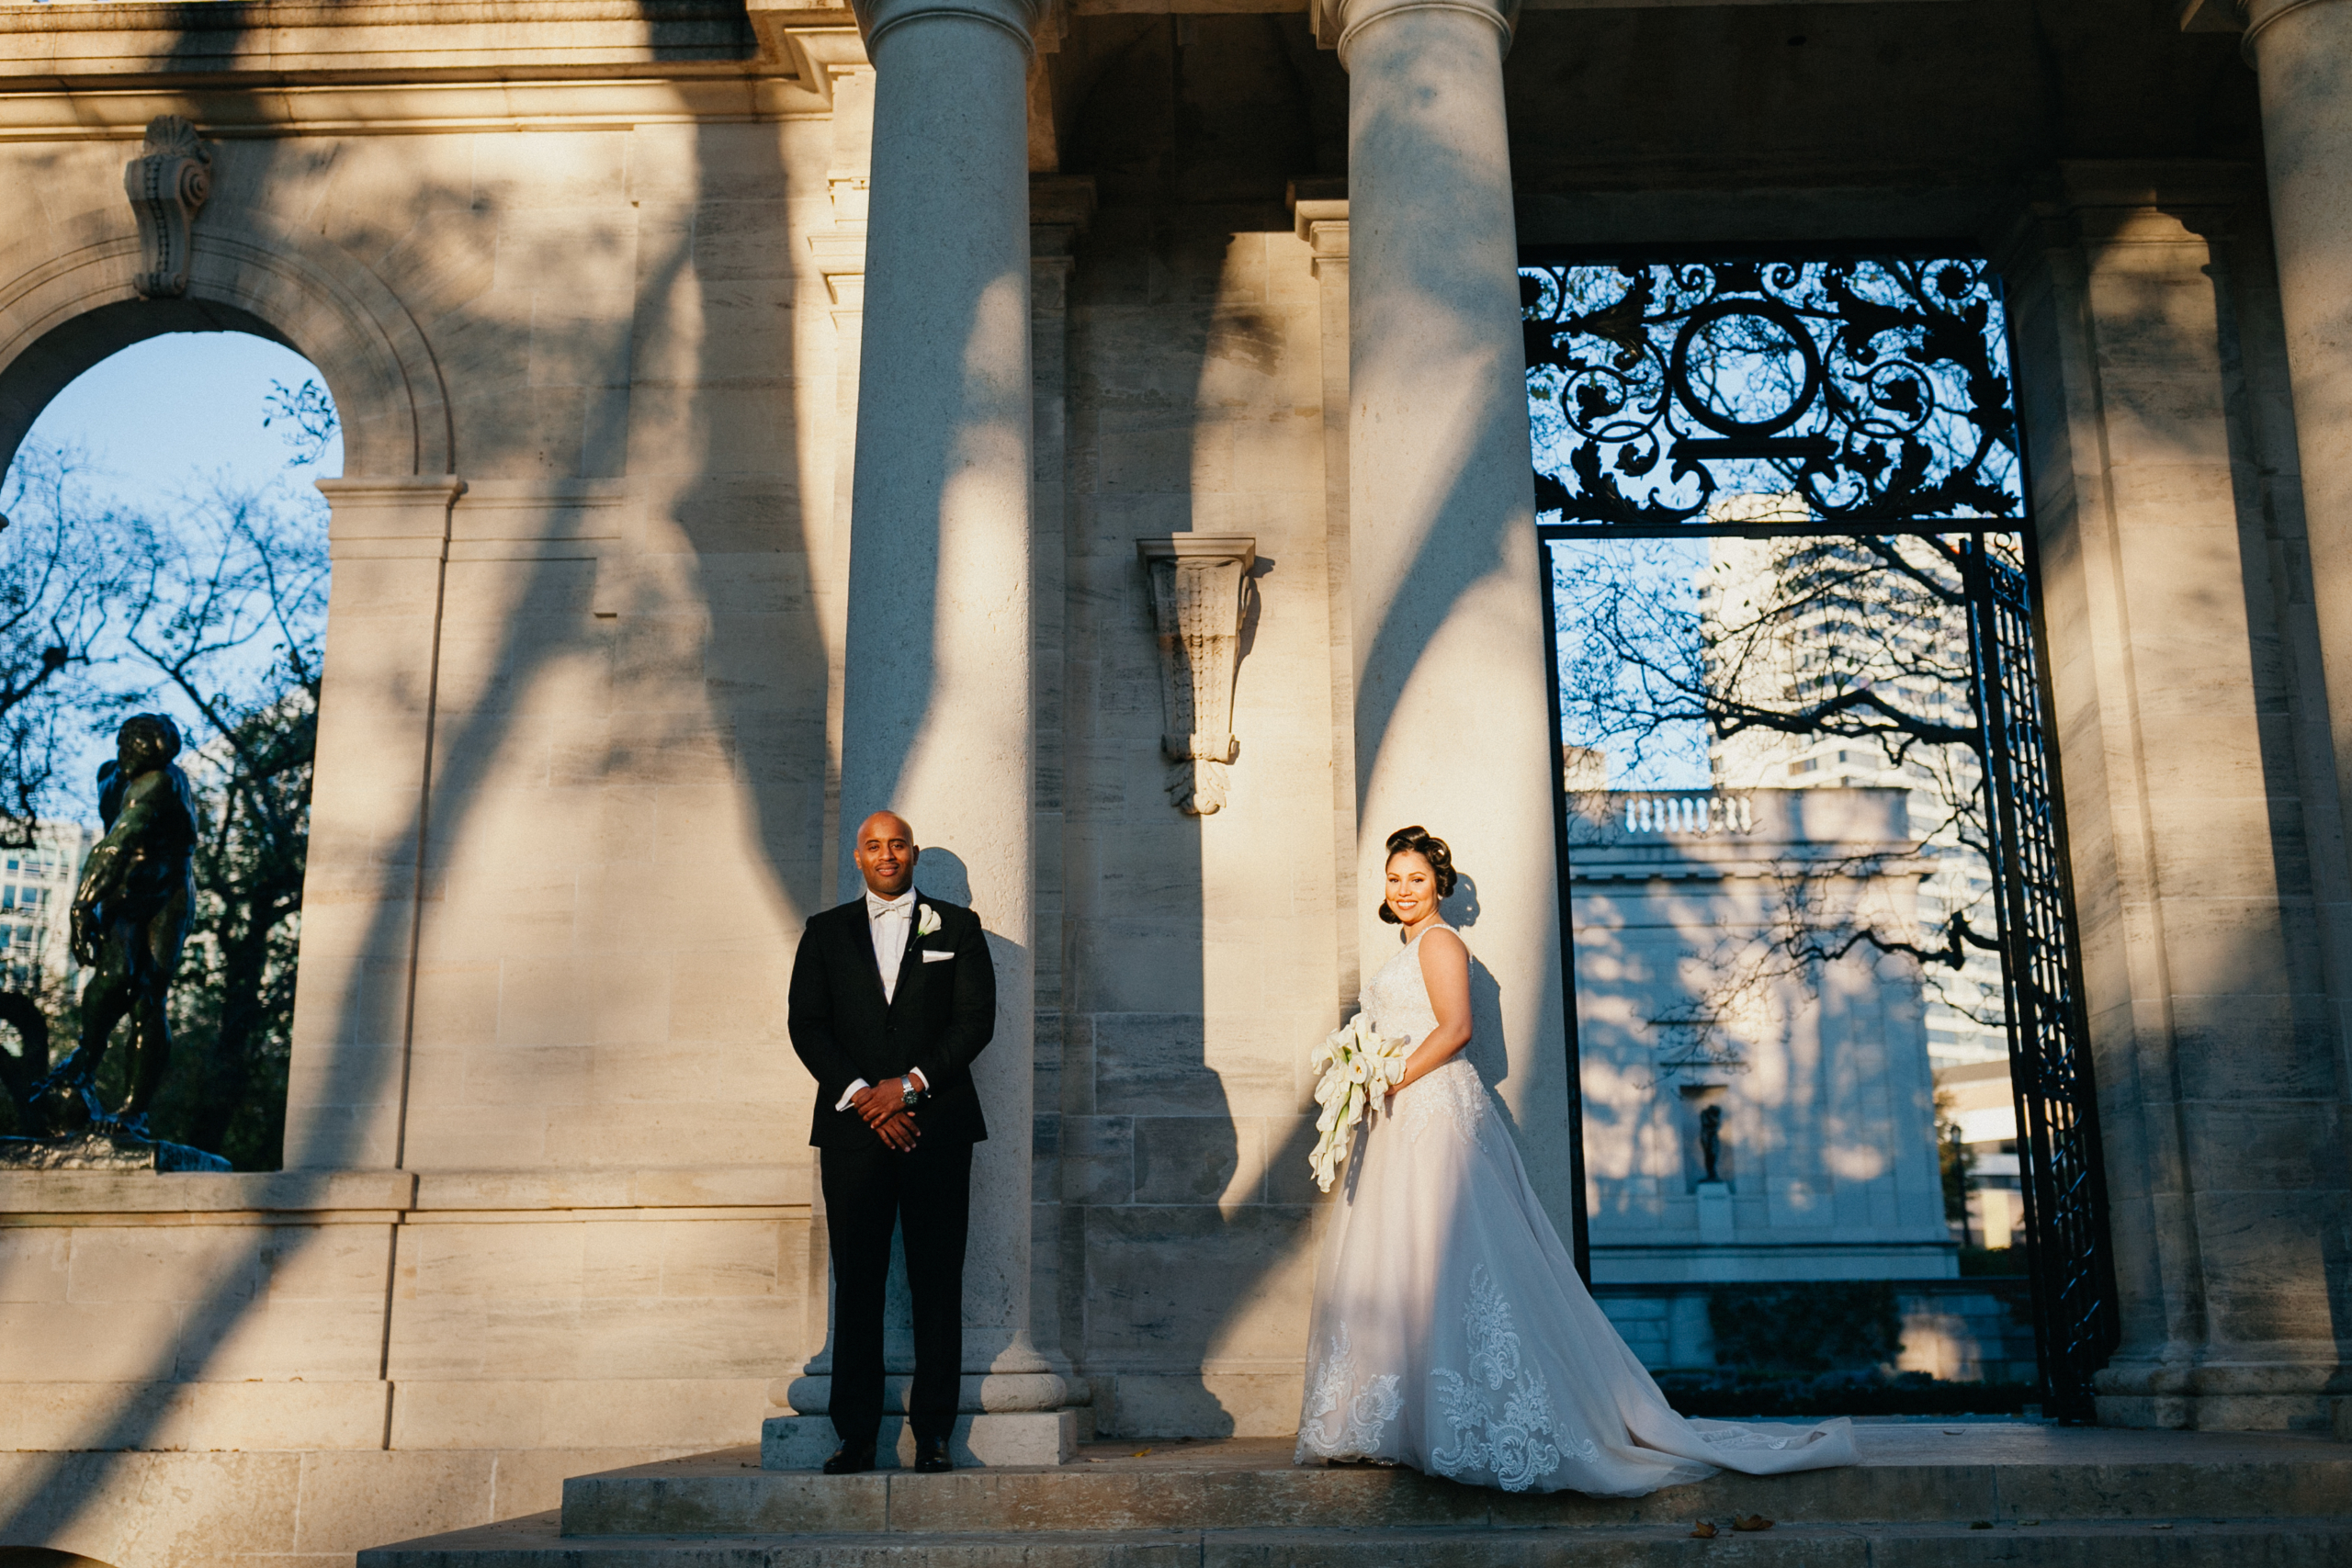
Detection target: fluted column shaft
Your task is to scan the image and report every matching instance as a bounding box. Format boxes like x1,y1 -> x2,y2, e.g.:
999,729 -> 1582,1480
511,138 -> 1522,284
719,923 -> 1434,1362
834,0 -> 1055,1402
1333,0 -> 1581,1229
2235,0 -> 2352,1438
2249,0 -> 2352,897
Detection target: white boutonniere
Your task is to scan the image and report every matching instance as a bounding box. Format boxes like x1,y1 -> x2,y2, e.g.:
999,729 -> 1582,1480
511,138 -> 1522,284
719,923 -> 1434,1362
917,904 -> 942,937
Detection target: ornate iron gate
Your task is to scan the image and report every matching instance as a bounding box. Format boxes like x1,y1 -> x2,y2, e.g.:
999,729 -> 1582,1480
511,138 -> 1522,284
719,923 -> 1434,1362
1962,538 -> 2118,1423
1526,254 -> 2118,1421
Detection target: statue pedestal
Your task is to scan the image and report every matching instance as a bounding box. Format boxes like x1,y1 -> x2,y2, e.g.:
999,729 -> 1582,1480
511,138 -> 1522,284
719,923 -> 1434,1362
1695,1179 -> 1735,1242
0,1132 -> 229,1171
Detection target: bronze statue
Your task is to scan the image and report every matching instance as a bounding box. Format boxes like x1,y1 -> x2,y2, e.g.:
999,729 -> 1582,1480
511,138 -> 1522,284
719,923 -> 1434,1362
31,713 -> 198,1138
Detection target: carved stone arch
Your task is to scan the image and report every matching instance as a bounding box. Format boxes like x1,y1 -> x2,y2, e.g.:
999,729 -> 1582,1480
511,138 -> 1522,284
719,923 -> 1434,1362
0,202 -> 452,477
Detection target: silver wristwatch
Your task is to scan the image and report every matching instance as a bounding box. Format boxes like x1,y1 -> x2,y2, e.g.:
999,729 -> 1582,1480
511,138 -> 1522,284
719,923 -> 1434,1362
899,1074 -> 925,1109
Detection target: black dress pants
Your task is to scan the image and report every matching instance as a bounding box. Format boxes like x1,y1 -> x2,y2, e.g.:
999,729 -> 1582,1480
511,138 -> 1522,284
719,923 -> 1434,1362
820,1136 -> 973,1448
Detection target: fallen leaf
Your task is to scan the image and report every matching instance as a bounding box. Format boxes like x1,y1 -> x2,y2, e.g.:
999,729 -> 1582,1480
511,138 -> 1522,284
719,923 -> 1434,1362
1731,1515 -> 1773,1532
1690,1522 -> 1718,1539
1131,1449 -> 1152,1458
2150,1524 -> 2174,1531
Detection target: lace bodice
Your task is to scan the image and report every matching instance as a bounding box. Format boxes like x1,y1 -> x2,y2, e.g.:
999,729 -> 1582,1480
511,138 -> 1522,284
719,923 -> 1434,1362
1363,926 -> 1447,1045
1363,925 -> 1488,1148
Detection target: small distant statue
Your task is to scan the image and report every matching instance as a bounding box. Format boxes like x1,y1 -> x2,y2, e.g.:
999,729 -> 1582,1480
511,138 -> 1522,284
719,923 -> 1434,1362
30,714 -> 198,1138
1698,1103 -> 1724,1183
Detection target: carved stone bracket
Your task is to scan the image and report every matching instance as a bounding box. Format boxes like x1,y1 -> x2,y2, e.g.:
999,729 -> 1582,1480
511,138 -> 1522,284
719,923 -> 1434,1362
1138,536 -> 1256,816
124,116 -> 211,299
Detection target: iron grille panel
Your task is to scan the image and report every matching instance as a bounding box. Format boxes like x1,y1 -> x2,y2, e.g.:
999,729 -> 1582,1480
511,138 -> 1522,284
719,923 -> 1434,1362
1521,258 -> 2025,533
1962,537 -> 2119,1423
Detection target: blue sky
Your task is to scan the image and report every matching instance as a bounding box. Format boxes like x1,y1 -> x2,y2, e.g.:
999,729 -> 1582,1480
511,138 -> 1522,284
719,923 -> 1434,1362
19,331 -> 342,497
11,331 -> 337,821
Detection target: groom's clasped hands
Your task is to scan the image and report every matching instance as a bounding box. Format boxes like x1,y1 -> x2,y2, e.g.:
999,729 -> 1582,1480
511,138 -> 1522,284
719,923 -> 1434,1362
846,1080 -> 919,1151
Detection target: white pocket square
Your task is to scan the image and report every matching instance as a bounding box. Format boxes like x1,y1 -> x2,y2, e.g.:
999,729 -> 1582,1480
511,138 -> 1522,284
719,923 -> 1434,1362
921,950 -> 956,963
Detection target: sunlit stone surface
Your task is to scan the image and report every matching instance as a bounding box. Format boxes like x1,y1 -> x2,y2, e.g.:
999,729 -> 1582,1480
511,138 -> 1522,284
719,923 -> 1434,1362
0,0 -> 2345,1563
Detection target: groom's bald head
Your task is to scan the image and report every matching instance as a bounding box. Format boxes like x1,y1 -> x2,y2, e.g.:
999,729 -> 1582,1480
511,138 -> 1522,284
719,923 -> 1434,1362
854,811 -> 918,897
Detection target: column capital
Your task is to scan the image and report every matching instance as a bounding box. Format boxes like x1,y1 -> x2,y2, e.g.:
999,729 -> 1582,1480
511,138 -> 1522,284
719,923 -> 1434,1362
1311,0 -> 1518,64
2239,0 -> 2349,47
853,0 -> 1047,57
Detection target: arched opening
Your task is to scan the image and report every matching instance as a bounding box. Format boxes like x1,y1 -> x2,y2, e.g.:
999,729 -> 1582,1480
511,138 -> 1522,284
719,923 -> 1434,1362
0,328 -> 335,1171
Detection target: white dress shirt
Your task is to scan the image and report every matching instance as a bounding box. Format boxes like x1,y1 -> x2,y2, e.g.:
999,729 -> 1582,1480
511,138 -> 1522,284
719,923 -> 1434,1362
834,888 -> 929,1112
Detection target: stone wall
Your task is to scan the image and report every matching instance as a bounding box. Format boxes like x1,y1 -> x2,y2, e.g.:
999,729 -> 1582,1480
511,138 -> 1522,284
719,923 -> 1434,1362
1046,201 -> 1343,1439
0,20 -> 851,1555
1568,789 -> 1951,1285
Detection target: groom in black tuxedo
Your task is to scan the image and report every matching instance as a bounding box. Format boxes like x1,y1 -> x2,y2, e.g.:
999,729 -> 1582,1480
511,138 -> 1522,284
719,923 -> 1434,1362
789,810 -> 995,1475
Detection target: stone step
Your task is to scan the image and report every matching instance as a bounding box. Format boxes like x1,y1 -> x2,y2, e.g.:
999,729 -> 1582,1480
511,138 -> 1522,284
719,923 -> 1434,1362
365,1509 -> 2352,1568
554,1430 -> 2352,1540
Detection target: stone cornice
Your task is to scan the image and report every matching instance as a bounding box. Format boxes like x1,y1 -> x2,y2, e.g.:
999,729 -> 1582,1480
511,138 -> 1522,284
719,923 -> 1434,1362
0,0 -> 796,77
0,77 -> 831,140
0,0 -> 865,132
0,0 -> 1973,134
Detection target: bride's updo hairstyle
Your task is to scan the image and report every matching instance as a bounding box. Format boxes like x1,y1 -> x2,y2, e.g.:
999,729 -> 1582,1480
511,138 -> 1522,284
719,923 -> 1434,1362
1379,825 -> 1458,924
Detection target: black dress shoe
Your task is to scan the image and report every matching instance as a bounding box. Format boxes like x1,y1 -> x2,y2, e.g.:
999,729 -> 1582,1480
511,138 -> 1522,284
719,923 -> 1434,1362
822,1442 -> 876,1474
913,1437 -> 953,1473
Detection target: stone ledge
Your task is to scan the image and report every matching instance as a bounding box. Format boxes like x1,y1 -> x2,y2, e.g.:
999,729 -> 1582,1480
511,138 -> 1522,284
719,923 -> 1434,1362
0,1165 -> 810,1218
364,1506 -> 2352,1568
413,1167 -> 810,1213
0,78 -> 831,141
547,1427 -> 2352,1539
0,1168 -> 416,1216
0,1380 -> 393,1452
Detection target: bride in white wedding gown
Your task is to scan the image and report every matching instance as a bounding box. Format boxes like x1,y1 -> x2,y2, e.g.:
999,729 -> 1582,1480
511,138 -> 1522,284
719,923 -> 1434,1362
1295,826 -> 1857,1495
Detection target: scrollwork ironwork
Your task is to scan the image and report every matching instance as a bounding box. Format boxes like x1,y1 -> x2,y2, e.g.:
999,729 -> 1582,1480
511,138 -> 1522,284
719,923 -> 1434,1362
1521,258 -> 2023,530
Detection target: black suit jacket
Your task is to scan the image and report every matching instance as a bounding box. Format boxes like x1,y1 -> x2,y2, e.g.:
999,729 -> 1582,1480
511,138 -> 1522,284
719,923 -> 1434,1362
788,893 -> 995,1148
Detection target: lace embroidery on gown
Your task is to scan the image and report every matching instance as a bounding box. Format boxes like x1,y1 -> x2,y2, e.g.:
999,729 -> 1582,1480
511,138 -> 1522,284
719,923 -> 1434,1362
1429,1266 -> 1589,1490
1402,1057 -> 1490,1149
1293,923 -> 1858,1495
1297,1325 -> 1404,1457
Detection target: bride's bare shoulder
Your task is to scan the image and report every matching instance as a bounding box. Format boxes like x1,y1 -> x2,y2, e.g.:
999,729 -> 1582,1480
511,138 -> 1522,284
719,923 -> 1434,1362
1418,925 -> 1469,967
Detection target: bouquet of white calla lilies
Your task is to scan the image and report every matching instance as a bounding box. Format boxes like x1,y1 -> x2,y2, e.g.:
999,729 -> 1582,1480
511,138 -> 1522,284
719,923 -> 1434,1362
1307,1012 -> 1411,1192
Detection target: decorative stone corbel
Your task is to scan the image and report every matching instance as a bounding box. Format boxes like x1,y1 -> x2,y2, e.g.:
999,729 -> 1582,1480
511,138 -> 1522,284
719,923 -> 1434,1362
1138,536 -> 1256,816
124,117 -> 210,299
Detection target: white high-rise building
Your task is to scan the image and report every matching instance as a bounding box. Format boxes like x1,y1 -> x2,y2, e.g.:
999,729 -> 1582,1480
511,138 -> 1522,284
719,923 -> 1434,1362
1699,521 -> 2011,1074
0,820 -> 96,995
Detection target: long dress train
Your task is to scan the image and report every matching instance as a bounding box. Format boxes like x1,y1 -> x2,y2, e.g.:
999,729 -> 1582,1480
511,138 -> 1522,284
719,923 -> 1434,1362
1295,924 -> 1858,1495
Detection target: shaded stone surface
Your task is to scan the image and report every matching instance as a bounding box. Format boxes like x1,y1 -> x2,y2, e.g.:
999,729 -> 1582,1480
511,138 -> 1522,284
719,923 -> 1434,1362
547,1427 -> 2352,1537
357,1427 -> 2352,1567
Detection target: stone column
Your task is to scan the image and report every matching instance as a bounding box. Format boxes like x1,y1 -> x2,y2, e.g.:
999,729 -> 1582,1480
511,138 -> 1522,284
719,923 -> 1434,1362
767,0 -> 1069,1469
2243,0 -> 2352,1060
284,476 -> 464,1170
1317,0 -> 1582,1225
2000,165 -> 2348,1433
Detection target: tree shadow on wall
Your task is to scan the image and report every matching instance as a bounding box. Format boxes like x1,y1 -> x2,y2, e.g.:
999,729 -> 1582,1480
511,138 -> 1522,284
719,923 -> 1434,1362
0,6 -> 840,1542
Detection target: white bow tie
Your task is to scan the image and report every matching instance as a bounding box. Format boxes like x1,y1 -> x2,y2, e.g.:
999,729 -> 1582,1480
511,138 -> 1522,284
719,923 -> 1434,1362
865,891 -> 915,920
